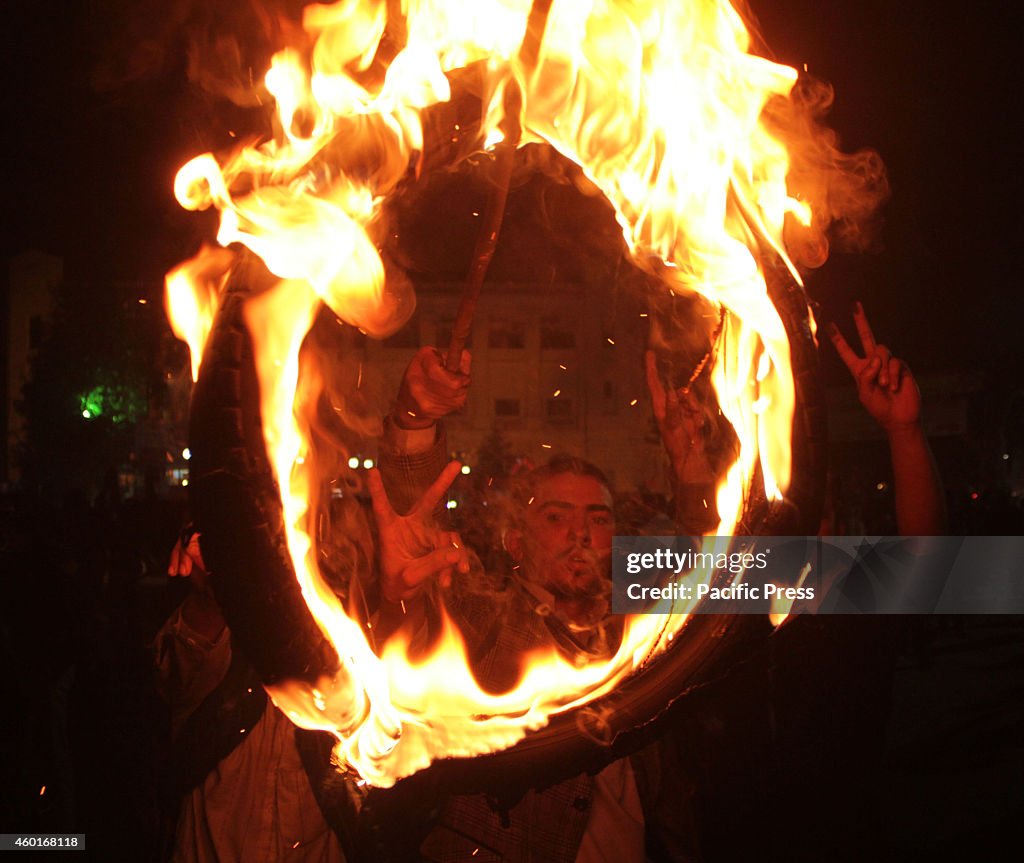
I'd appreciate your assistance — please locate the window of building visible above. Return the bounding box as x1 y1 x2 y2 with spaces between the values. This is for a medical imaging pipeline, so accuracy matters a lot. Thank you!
29 315 43 350
540 322 575 349
602 380 618 415
545 398 574 423
488 320 525 349
494 398 521 417
166 467 190 487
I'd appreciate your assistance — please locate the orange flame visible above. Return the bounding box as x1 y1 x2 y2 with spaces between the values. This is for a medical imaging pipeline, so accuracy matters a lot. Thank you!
164 244 235 381
166 0 881 785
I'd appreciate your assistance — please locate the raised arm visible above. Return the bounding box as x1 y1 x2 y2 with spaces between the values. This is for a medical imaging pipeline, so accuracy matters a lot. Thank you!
645 350 720 533
156 531 232 735
828 302 947 535
166 530 225 640
377 346 471 514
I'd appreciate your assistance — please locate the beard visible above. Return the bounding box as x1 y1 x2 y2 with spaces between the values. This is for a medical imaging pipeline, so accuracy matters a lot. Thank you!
531 546 612 601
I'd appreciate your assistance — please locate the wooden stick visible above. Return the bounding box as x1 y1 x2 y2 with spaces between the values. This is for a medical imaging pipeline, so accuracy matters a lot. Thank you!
444 0 552 371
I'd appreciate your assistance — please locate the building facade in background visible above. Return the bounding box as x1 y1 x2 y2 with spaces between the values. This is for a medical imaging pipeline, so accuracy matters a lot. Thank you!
362 280 669 493
2 251 61 488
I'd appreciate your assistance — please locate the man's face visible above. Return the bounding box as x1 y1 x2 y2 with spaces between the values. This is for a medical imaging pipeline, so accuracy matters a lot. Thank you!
518 472 615 599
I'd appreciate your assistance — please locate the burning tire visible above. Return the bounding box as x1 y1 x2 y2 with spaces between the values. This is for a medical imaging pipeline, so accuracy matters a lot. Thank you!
167 5 872 849
187 246 825 809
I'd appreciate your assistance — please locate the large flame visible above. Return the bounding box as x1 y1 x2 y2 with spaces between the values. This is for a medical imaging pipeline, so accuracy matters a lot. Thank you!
165 0 878 786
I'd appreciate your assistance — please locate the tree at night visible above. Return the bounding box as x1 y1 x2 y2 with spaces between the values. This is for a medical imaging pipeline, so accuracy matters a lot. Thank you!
16 279 165 499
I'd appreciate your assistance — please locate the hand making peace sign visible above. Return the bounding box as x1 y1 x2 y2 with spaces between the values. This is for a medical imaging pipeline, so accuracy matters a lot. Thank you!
644 350 716 484
367 460 471 603
828 301 921 433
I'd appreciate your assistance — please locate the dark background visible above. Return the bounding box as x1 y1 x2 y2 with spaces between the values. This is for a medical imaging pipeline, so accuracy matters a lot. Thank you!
2 1 1021 860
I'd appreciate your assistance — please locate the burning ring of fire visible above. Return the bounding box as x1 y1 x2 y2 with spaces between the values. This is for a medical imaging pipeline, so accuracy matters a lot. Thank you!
166 0 881 799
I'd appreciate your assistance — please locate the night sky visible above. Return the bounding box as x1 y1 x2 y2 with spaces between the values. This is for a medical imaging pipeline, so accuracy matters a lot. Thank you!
4 0 1019 379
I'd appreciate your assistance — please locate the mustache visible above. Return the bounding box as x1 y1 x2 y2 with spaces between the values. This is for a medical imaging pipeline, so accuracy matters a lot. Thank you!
558 545 611 562
552 550 612 599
